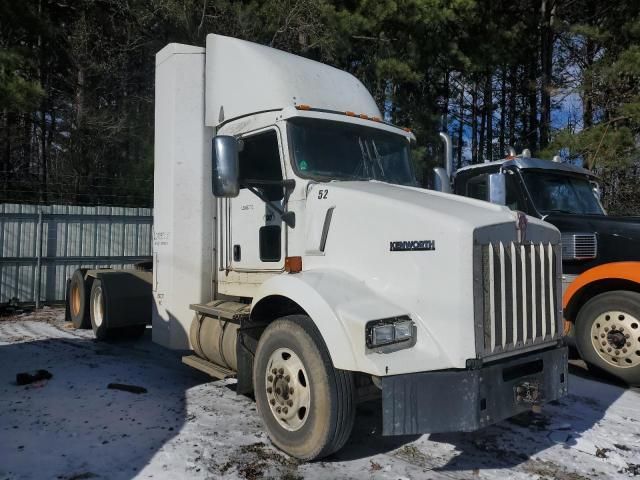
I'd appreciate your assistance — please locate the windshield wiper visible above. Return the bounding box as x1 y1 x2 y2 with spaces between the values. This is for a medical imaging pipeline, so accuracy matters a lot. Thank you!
370 141 386 178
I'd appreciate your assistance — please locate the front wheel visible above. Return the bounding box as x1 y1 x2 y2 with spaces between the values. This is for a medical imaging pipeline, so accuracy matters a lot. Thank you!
253 315 355 460
575 290 640 385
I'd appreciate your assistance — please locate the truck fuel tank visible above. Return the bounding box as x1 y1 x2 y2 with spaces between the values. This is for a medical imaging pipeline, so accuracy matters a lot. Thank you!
189 301 244 372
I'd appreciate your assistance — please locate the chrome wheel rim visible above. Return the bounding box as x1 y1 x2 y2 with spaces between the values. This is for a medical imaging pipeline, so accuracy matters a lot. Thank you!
264 347 310 431
92 286 104 328
591 310 640 368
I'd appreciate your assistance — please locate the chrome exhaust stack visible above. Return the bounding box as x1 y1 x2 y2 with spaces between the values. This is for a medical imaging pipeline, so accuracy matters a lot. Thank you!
439 132 454 179
433 132 453 193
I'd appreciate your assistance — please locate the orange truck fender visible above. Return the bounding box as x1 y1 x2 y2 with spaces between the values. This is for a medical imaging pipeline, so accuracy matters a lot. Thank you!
562 261 640 333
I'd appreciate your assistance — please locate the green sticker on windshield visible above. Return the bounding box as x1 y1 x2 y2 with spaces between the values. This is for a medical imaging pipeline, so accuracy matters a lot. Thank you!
299 160 308 171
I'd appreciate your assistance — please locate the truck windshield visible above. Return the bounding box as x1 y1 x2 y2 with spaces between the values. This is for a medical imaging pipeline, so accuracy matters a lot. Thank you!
521 170 605 215
288 118 417 186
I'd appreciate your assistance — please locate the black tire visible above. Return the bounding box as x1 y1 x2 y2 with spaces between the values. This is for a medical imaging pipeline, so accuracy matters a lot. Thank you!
253 315 355 460
89 278 112 341
64 278 71 323
69 269 93 329
575 290 640 386
89 279 147 342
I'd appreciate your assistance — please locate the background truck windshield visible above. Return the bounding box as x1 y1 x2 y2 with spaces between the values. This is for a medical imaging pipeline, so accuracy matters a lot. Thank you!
288 118 416 186
522 171 605 215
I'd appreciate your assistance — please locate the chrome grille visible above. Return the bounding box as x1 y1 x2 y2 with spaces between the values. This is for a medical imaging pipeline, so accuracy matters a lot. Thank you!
561 233 597 260
478 241 562 357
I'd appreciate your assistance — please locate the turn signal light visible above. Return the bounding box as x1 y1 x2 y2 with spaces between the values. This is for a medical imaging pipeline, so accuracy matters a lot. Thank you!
285 256 302 273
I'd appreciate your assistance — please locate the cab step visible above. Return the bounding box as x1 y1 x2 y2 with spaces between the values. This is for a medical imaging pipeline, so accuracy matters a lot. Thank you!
182 354 235 380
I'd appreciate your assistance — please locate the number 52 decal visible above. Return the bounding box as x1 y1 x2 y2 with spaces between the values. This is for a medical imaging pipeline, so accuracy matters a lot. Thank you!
317 189 328 199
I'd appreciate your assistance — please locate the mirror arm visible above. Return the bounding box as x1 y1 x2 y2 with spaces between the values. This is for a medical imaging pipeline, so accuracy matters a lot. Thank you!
243 180 296 228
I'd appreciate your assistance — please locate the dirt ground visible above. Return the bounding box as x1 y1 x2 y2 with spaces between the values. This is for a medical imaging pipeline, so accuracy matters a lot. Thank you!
1 307 639 480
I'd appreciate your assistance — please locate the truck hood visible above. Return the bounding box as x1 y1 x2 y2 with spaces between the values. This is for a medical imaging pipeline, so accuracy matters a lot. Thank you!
299 180 560 372
545 213 640 272
545 212 640 242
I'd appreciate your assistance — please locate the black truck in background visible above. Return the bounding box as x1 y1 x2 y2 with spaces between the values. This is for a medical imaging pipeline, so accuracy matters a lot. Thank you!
433 134 640 385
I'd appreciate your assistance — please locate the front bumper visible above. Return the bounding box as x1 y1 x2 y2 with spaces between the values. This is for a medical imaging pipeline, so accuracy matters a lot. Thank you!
381 346 568 435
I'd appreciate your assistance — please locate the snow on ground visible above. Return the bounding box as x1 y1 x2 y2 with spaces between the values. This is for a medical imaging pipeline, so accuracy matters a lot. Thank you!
0 308 639 480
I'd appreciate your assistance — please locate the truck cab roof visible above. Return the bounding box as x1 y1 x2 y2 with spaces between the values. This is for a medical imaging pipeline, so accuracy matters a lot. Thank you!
454 157 597 179
201 34 381 128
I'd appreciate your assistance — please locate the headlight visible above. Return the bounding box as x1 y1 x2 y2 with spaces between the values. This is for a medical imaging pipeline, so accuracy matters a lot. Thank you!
366 316 416 351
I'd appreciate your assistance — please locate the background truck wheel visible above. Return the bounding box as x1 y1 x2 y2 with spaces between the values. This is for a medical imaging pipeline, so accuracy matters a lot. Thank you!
89 278 111 340
576 290 640 385
253 315 355 460
89 278 148 341
64 278 71 323
69 269 93 329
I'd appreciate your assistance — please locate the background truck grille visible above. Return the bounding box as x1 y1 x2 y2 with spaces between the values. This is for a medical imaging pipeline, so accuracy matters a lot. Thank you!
561 233 597 260
478 242 562 358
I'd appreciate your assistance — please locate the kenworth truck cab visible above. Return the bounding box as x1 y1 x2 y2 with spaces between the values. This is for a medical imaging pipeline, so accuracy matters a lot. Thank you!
66 35 568 460
434 138 640 385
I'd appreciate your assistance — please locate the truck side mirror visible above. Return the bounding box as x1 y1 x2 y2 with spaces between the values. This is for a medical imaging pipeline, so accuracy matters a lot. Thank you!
212 135 240 197
590 181 602 201
432 167 452 193
488 173 506 205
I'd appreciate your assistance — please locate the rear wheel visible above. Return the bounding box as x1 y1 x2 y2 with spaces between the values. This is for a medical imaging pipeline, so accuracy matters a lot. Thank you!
69 269 93 329
576 290 640 385
253 315 355 460
90 278 111 340
89 279 147 341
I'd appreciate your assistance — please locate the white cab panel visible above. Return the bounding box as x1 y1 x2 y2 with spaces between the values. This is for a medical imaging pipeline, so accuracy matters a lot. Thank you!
153 44 213 350
205 34 381 126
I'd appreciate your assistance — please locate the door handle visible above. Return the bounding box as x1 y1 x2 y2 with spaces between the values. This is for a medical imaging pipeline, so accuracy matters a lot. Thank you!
233 245 241 262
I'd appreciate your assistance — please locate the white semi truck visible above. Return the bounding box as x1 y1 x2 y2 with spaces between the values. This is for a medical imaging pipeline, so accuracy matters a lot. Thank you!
66 34 568 460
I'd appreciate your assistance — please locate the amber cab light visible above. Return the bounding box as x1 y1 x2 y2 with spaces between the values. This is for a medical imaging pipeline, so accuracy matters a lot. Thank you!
285 256 303 273
345 111 356 116
295 104 312 110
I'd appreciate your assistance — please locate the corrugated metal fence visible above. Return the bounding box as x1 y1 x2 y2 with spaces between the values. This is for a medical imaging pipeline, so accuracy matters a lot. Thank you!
0 203 153 304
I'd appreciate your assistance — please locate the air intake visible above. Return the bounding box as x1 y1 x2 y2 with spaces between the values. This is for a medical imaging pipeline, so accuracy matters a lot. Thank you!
561 233 597 260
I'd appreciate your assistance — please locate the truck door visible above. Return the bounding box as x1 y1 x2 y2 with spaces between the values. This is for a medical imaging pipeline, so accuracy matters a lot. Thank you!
227 128 286 272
